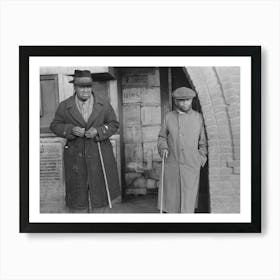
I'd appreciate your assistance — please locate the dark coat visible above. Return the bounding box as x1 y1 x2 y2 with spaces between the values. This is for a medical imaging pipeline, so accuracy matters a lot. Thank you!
50 94 121 209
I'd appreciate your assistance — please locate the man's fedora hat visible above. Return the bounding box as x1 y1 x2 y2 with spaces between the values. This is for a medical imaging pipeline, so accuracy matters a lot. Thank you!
172 87 196 99
69 70 94 86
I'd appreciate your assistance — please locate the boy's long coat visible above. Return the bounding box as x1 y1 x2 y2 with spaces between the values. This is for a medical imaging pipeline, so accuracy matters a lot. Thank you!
158 109 207 213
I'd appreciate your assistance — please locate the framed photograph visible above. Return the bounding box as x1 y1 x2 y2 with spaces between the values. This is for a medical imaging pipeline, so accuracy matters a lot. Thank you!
20 46 261 233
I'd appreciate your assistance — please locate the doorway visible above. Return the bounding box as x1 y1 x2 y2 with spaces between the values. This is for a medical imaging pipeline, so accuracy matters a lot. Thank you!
117 68 162 199
117 67 210 213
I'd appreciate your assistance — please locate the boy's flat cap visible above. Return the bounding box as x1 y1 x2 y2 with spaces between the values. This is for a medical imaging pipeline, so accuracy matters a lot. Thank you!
172 87 196 99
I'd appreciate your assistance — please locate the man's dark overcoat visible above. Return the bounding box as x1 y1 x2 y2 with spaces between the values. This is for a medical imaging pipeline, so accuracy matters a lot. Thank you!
50 94 120 209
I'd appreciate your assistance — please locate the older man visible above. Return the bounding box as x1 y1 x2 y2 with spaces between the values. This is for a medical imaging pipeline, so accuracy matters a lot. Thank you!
158 87 207 213
50 70 120 213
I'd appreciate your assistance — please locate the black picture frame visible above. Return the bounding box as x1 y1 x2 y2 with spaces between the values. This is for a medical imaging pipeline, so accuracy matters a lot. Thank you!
20 46 261 233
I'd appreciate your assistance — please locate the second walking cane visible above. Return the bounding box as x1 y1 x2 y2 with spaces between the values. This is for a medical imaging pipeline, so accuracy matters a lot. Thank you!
160 150 167 214
97 141 112 208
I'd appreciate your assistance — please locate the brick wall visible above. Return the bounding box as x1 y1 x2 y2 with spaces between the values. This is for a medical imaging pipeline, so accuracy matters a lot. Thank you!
187 67 240 213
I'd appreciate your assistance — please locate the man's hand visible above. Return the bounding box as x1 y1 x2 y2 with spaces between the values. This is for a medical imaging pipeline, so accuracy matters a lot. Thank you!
161 149 168 159
72 126 85 137
85 127 98 138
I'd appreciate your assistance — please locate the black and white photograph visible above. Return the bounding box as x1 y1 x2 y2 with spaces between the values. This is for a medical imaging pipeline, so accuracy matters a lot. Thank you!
20 46 260 232
40 66 240 215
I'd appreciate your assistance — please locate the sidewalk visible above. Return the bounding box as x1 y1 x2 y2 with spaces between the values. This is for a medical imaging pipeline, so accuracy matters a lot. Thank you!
99 194 159 213
41 194 159 213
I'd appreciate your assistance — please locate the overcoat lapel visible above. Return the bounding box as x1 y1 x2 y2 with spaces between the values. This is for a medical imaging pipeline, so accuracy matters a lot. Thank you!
65 95 86 127
86 98 104 129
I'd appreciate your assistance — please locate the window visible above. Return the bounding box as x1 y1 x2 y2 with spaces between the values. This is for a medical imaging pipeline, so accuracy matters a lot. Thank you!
40 75 59 133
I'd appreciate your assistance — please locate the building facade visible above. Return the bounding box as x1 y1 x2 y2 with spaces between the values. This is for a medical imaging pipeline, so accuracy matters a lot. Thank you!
40 66 240 213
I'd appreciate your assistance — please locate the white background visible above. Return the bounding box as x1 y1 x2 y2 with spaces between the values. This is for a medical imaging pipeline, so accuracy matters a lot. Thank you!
29 57 251 224
0 0 279 280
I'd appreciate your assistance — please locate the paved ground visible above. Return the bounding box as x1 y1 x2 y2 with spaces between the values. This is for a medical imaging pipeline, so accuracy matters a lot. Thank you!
41 193 209 213
99 194 159 213
41 194 159 213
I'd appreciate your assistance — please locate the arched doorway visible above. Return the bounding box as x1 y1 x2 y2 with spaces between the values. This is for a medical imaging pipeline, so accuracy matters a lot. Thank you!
116 67 211 213
183 66 240 213
117 66 240 213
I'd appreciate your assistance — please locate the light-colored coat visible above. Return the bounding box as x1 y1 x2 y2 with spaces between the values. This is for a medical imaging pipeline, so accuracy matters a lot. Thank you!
158 109 207 213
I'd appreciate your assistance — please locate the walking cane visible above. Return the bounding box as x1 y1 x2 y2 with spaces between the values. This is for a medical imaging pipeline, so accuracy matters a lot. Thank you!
160 150 167 214
97 141 112 208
